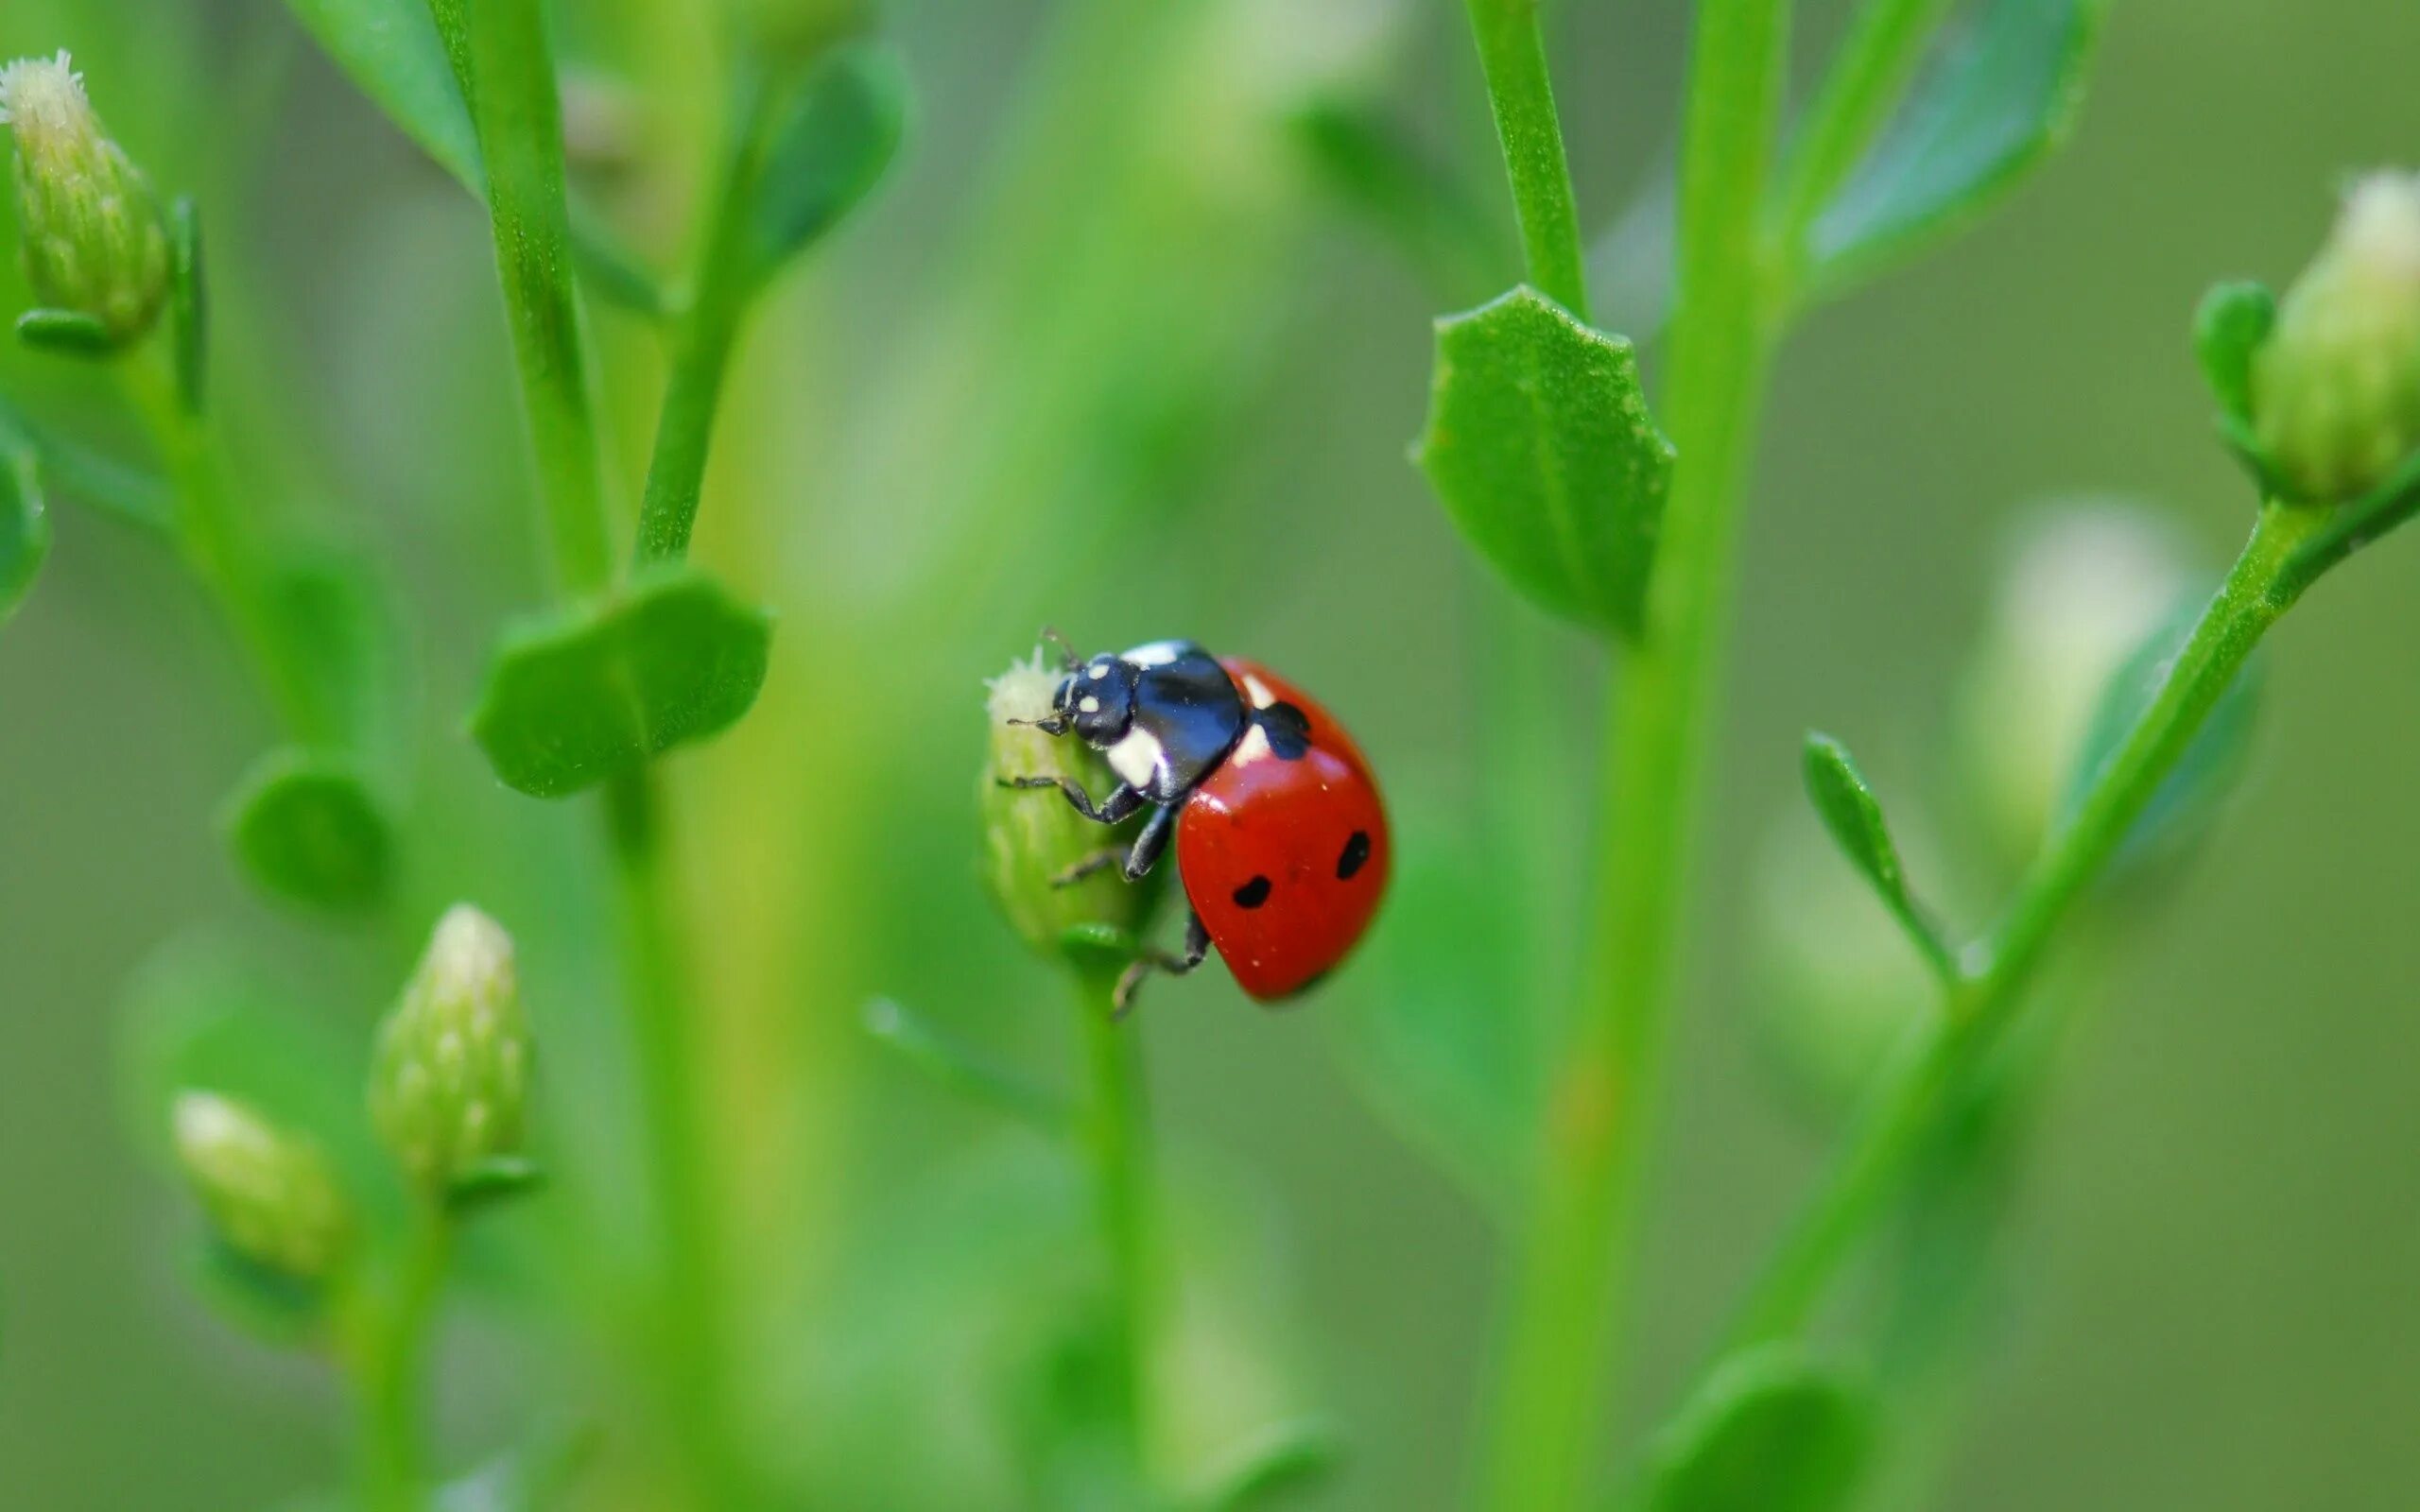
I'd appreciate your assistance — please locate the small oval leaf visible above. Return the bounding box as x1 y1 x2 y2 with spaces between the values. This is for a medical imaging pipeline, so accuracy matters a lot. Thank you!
469 564 773 798
1806 0 2107 294
446 1155 547 1217
0 446 51 623
738 42 910 288
220 748 395 911
15 308 120 357
1644 1346 1876 1512
1415 286 1675 639
1801 732 1949 974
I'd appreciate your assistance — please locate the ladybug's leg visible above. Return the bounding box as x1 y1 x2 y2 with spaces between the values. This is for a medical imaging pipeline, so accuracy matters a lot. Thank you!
1040 626 1083 671
1050 799 1175 887
1112 911 1211 1019
998 775 1143 826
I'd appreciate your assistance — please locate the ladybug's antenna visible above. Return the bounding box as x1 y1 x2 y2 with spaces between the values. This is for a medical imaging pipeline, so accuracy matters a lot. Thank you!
1039 626 1082 672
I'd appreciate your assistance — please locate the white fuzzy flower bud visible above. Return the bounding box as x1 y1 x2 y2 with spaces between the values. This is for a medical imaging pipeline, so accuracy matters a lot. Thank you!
0 53 169 342
172 1092 351 1281
370 904 533 1195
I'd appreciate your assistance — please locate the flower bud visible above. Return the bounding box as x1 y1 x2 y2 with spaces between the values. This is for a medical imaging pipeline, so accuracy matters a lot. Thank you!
0 53 170 343
1953 505 2191 865
980 650 1160 954
2253 173 2420 502
172 1092 351 1281
371 904 533 1195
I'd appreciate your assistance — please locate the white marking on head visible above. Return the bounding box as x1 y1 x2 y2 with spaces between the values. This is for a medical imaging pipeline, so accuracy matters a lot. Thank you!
1239 673 1276 708
1122 640 1185 667
1089 663 1110 679
1078 696 1100 713
1106 728 1165 789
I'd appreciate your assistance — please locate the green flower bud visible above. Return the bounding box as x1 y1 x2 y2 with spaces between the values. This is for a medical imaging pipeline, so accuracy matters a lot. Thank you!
371 904 533 1196
980 649 1160 955
0 53 170 343
2254 173 2420 502
172 1092 351 1281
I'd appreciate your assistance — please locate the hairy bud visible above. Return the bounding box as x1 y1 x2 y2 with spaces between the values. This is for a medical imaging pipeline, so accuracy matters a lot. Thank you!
0 53 170 343
172 1092 351 1281
371 904 533 1195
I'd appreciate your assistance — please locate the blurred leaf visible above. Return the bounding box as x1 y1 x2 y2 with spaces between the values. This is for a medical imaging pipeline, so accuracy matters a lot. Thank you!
1192 1418 1342 1511
281 0 479 183
0 395 172 536
1643 1345 1875 1512
736 42 909 289
1806 0 2107 295
446 1155 547 1218
2056 595 2260 868
2195 281 2273 430
190 1239 328 1347
1415 286 1675 639
15 309 119 357
469 565 772 798
0 445 51 624
1338 817 1538 1215
265 548 403 758
1292 95 1501 302
1801 732 1950 973
862 997 1069 1133
219 747 395 911
171 198 207 413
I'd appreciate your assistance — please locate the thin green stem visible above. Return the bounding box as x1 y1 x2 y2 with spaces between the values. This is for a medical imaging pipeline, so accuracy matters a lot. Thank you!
1477 2 1790 1507
1461 0 1591 316
1772 0 1956 255
347 1212 454 1512
1075 964 1156 1495
1723 500 2327 1349
633 291 744 565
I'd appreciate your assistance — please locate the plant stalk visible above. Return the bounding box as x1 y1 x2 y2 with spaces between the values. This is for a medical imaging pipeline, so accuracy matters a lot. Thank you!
1075 963 1156 1493
1461 0 1591 317
1476 0 1790 1506
1725 500 2325 1349
347 1212 454 1512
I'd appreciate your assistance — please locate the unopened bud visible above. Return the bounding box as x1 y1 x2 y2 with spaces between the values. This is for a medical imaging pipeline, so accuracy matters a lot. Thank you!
172 1092 351 1281
980 649 1160 954
0 53 169 343
371 904 532 1195
2254 173 2420 502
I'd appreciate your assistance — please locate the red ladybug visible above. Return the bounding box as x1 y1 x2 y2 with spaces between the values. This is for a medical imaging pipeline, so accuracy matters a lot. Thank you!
1003 637 1390 1010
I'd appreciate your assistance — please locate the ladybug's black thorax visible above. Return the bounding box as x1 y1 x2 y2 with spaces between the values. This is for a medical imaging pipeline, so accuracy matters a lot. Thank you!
1104 642 1248 802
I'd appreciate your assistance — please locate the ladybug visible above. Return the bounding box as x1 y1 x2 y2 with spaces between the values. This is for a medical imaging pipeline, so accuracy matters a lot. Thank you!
1003 635 1391 1012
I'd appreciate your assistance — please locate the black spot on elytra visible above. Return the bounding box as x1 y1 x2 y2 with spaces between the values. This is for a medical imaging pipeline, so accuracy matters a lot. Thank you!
1338 830 1373 880
1256 701 1311 760
1232 874 1272 909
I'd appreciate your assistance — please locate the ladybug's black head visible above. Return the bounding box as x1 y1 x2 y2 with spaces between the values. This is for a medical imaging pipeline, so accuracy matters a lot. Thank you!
1052 653 1137 747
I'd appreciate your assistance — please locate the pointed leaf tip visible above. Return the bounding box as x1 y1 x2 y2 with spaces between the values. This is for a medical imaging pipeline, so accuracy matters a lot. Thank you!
1800 732 1948 974
1415 285 1674 639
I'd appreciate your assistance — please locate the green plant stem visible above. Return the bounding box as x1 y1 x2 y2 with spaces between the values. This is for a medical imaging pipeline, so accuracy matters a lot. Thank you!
1477 2 1789 1507
1725 499 2326 1349
122 350 327 741
1772 0 1956 248
1074 964 1156 1494
460 2 736 1502
348 1212 454 1512
1461 0 1591 316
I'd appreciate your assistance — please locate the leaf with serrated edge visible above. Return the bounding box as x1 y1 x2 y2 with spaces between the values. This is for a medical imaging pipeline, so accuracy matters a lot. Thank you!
470 565 772 799
1415 286 1674 638
1806 0 2107 295
1645 1345 1875 1512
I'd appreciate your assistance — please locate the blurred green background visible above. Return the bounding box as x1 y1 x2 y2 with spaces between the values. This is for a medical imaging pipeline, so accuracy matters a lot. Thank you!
4 0 2419 1507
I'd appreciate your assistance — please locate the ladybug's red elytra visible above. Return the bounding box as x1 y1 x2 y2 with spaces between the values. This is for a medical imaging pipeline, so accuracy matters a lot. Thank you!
1002 636 1391 1012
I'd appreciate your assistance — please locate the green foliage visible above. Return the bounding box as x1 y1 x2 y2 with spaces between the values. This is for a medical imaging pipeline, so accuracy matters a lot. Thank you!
190 1237 329 1345
1805 0 2107 295
735 43 910 291
2196 281 2274 431
469 565 773 798
15 307 118 356
1643 1346 1875 1512
170 198 205 412
218 748 393 911
445 1154 547 1217
1415 286 1675 639
279 0 478 183
1800 732 1951 975
1192 1419 1341 1511
862 997 1069 1132
0 443 50 622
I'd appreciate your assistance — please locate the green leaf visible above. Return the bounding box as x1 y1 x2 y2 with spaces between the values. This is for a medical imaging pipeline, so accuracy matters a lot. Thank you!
736 42 910 288
2194 280 2273 429
281 0 479 184
1194 1419 1342 1512
1643 1345 1876 1512
1415 286 1676 639
446 1155 547 1218
863 997 1069 1132
2056 595 2260 870
469 564 773 798
15 308 120 357
1801 732 1951 975
219 747 395 911
171 198 208 413
1806 0 2107 294
264 549 402 757
190 1239 329 1347
1290 95 1503 304
0 445 51 623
